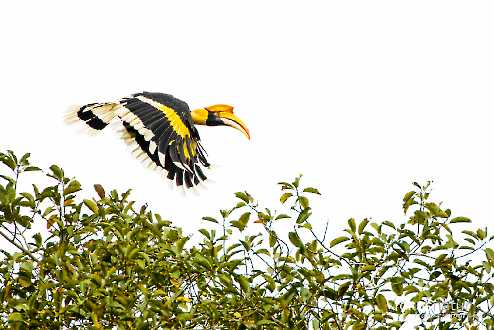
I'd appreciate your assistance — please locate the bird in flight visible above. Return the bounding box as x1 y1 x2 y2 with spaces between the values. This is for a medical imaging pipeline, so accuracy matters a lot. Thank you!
65 92 250 189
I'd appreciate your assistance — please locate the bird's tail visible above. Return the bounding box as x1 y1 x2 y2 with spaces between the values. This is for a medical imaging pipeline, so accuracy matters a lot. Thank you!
65 102 120 131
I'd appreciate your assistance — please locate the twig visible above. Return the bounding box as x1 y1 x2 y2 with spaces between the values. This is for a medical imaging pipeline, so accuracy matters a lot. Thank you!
0 228 39 262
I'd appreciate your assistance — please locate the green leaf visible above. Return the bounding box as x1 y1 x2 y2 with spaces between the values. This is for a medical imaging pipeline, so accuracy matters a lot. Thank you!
8 312 24 323
277 181 293 190
296 208 311 224
24 166 41 172
303 187 321 195
19 153 30 166
382 220 396 230
358 218 369 235
32 233 42 247
49 164 64 180
231 212 250 231
280 192 292 204
360 264 375 272
234 201 246 209
127 247 140 259
202 216 218 224
288 231 304 248
0 174 15 185
347 218 356 233
403 191 415 203
450 216 471 224
330 236 349 248
403 285 419 295
198 229 211 240
14 303 29 312
477 228 487 240
376 294 388 312
255 248 270 256
298 196 309 209
16 216 32 229
20 261 33 273
263 274 276 292
425 202 448 218
403 196 416 213
2 183 16 204
235 191 251 204
462 230 478 240
337 281 351 298
269 231 277 247
20 192 35 207
239 212 250 226
64 180 81 195
292 175 302 188
485 248 494 263
256 211 271 223
83 199 99 214
0 154 16 170
237 275 250 293
391 281 404 296
403 191 417 213
275 214 290 220
194 255 211 269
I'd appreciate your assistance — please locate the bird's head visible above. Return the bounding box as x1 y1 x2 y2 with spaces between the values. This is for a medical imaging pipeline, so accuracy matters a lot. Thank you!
191 104 250 139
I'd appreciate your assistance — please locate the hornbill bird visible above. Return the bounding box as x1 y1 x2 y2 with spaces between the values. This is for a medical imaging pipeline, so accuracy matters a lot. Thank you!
65 92 250 188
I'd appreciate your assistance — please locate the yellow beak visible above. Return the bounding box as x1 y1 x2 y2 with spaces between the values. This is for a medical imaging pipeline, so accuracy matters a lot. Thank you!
217 112 250 140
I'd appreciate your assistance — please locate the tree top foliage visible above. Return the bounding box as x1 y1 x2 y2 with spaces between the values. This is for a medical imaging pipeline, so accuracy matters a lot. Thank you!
0 150 493 329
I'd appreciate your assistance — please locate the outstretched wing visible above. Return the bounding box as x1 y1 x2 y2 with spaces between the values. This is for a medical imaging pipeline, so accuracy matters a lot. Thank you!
117 92 209 188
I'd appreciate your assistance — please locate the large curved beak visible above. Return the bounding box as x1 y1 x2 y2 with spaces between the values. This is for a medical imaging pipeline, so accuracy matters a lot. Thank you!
217 112 250 140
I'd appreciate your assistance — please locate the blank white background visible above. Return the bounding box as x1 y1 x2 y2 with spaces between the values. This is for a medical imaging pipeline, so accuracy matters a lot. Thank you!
1 2 493 325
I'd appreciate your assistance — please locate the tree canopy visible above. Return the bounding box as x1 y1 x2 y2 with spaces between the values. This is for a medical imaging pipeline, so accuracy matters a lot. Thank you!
0 150 493 329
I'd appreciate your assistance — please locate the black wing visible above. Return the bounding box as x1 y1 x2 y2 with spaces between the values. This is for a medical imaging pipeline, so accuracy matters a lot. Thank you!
117 92 209 188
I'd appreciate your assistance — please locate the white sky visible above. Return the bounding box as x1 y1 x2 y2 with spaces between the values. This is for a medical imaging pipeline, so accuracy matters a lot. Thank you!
1 0 493 231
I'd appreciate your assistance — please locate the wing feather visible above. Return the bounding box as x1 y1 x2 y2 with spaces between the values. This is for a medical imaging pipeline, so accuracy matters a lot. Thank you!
115 92 209 188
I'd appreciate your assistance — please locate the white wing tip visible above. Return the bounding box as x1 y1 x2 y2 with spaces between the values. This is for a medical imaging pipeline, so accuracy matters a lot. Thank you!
64 105 81 124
